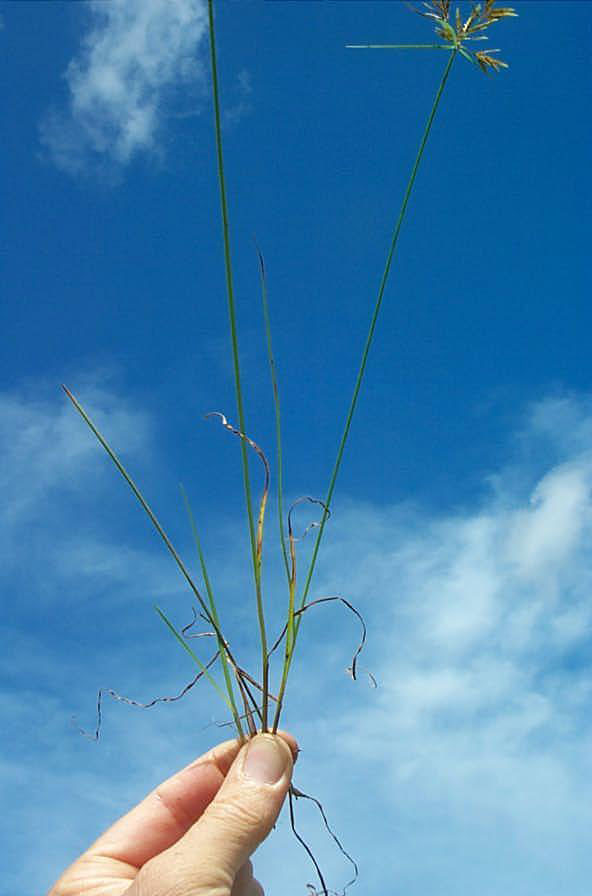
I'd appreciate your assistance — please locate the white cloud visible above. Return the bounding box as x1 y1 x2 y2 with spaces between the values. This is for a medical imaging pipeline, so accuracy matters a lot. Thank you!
508 462 592 579
39 0 208 175
223 68 253 128
0 380 152 544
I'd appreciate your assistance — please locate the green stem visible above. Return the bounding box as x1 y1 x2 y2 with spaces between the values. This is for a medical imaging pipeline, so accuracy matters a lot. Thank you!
155 606 232 710
271 528 297 733
256 246 288 730
272 48 458 732
63 385 248 727
207 0 257 575
254 471 270 730
257 247 290 580
63 387 208 613
346 43 452 50
180 485 245 739
208 0 269 729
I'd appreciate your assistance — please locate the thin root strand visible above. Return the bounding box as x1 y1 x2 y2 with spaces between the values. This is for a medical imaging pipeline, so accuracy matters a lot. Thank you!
76 652 219 741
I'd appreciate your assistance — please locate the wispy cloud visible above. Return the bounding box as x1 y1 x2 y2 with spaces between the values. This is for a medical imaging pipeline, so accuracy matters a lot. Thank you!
39 0 208 176
223 68 253 128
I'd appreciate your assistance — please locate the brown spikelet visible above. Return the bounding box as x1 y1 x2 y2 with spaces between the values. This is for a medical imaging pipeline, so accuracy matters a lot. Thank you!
475 49 510 73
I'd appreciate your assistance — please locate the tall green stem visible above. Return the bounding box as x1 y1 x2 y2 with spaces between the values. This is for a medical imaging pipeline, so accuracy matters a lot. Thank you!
207 0 256 569
208 0 269 725
257 248 290 580
272 48 458 732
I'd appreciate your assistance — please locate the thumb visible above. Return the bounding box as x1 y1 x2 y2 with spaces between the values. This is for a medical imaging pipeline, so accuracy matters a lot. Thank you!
139 733 294 895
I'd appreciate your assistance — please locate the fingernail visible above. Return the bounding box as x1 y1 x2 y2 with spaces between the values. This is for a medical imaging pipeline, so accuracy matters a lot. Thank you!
243 735 289 785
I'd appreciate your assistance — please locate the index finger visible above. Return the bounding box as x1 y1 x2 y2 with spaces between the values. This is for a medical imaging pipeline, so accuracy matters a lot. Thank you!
88 737 243 869
85 732 298 870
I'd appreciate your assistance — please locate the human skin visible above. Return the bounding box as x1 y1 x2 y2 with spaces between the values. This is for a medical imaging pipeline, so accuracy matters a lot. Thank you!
48 732 297 896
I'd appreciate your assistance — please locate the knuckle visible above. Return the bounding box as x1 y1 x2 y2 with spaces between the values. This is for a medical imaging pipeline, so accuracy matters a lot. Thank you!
205 793 267 834
136 853 230 896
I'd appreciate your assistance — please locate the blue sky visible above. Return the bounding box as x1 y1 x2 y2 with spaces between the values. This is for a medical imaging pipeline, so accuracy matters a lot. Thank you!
1 1 591 894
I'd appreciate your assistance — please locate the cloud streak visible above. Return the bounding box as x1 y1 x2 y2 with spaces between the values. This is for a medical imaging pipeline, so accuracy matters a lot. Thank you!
39 0 208 175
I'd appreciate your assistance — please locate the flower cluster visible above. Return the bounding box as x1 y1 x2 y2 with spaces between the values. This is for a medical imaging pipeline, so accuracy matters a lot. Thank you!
417 0 517 72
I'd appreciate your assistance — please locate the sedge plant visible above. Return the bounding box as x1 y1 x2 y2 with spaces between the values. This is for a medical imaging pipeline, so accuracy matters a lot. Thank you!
64 2 517 891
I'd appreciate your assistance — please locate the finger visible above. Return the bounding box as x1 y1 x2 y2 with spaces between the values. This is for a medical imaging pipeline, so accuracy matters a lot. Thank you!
86 731 297 870
87 737 243 868
241 881 264 896
136 733 294 895
230 861 254 895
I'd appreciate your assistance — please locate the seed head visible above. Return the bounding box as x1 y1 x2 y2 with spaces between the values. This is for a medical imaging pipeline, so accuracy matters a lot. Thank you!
414 0 517 72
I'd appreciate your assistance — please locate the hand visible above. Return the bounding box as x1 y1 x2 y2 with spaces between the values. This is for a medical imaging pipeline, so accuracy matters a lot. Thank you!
49 732 297 896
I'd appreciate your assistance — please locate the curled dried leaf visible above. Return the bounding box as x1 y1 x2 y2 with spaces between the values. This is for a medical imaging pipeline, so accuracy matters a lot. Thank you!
268 594 370 683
